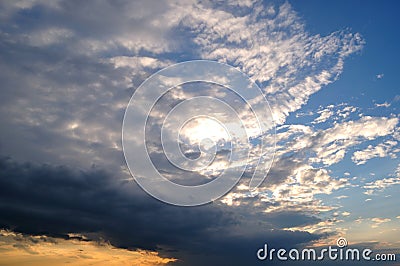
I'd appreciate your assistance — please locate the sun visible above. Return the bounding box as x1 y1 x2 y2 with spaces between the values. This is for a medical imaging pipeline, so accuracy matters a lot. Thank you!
179 116 230 149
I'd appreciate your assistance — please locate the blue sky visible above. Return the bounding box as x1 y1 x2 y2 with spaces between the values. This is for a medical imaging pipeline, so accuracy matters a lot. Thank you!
292 0 400 105
287 0 400 248
0 0 399 265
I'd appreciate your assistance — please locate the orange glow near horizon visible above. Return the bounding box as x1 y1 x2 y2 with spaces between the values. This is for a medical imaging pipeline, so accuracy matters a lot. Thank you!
0 230 177 266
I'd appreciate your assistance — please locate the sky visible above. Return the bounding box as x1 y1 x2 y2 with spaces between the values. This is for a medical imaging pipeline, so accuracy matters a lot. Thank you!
0 0 399 265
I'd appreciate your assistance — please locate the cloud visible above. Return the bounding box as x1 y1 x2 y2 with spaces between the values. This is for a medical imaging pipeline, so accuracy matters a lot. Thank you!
217 113 399 240
1 0 177 55
26 27 74 47
195 2 364 125
370 218 391 228
222 161 349 215
0 0 365 174
312 109 334 124
273 115 397 169
363 163 400 195
109 56 172 70
352 140 398 165
219 114 397 236
375 102 391 108
310 116 398 165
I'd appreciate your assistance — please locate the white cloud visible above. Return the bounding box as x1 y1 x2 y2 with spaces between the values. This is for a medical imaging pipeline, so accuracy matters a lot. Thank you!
272 114 397 184
375 102 391 108
363 164 400 195
313 109 334 124
311 116 398 165
352 140 398 165
220 160 349 215
226 115 398 216
26 27 74 47
171 1 364 125
370 217 391 228
258 166 348 213
318 116 398 144
229 114 400 223
110 56 171 69
336 105 358 119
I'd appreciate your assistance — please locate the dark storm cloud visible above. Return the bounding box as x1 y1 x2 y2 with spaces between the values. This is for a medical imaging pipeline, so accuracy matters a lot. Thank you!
0 157 323 265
